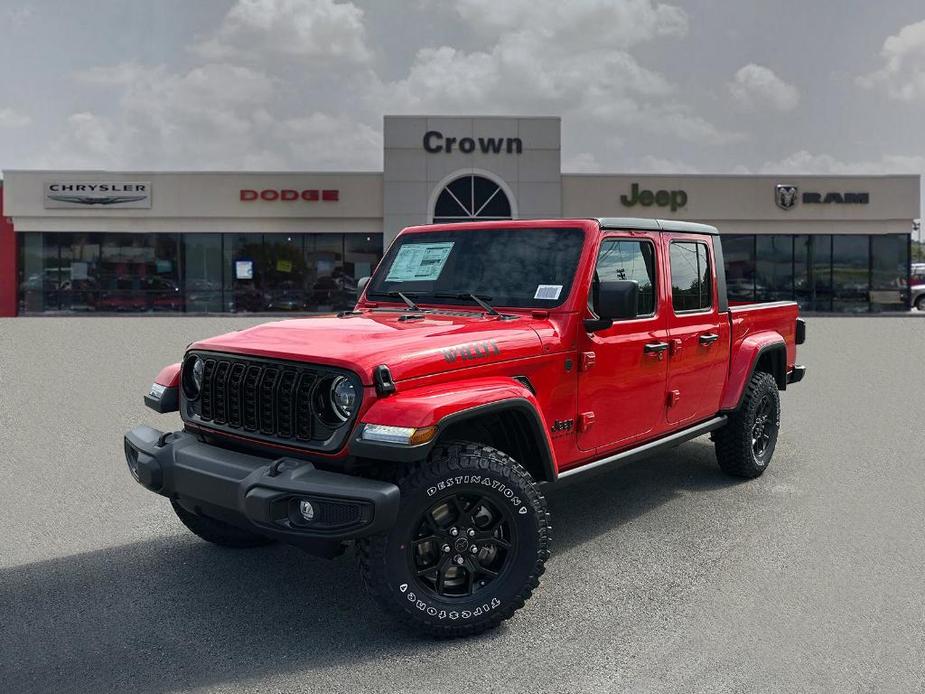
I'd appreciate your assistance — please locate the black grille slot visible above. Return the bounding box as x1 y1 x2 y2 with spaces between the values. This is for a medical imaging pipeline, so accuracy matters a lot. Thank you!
295 373 315 440
259 368 279 435
184 353 358 452
276 370 298 438
200 359 216 420
227 363 246 427
212 361 230 424
243 366 261 430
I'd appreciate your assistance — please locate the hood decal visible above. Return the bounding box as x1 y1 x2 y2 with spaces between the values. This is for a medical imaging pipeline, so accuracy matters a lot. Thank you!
441 340 501 363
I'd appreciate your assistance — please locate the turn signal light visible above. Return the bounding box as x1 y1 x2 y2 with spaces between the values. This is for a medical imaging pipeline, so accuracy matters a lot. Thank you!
360 424 437 445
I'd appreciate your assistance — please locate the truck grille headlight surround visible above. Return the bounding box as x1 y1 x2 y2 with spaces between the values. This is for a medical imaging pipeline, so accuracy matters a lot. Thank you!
330 376 358 420
360 424 437 445
182 355 205 400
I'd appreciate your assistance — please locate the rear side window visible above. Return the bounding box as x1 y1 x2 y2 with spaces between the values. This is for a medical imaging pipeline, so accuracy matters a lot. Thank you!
670 241 712 312
594 239 656 316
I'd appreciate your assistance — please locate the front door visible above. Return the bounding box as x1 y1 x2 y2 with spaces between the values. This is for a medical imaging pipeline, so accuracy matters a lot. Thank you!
664 234 729 424
577 233 670 452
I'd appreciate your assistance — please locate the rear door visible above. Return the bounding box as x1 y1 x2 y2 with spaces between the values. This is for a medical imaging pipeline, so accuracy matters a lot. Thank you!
577 233 669 451
664 235 730 424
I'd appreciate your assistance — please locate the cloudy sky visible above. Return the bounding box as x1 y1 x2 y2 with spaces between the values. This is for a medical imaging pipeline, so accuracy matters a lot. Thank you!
0 0 923 194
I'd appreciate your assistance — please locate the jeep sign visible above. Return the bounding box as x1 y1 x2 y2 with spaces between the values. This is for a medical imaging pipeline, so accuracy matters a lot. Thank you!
620 183 688 212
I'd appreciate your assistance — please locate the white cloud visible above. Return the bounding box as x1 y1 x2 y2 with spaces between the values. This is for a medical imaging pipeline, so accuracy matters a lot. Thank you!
729 64 800 112
375 0 739 148
759 150 925 174
455 0 688 47
194 0 371 65
563 152 604 173
0 107 31 128
636 155 701 173
858 19 925 101
45 61 380 170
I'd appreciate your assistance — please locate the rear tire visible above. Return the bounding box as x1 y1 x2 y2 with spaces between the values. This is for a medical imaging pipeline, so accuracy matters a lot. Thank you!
714 371 780 478
171 499 274 548
916 295 925 311
357 442 551 638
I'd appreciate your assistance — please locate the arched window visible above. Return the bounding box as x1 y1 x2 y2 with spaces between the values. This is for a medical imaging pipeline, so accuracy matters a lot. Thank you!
432 174 512 224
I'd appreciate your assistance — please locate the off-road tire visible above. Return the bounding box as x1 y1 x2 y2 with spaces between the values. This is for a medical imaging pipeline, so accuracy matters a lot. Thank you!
714 370 781 478
357 442 551 638
171 499 274 548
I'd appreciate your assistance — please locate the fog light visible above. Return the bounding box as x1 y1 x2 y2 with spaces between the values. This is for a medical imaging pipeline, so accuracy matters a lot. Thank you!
299 499 315 522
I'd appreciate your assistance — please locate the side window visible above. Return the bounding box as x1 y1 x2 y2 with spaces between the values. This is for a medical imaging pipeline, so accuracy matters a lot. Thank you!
593 239 656 316
670 241 713 312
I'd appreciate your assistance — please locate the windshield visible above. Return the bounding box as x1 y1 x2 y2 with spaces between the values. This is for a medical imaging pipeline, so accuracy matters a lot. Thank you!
367 228 585 309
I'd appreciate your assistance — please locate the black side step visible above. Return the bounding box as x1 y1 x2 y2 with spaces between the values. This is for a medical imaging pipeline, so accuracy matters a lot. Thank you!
555 416 727 481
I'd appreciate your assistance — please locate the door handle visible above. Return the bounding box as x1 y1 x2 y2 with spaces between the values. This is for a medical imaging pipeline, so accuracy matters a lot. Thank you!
643 342 669 354
699 333 719 346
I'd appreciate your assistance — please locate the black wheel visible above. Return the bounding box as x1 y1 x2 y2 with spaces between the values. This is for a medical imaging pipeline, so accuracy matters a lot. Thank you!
357 442 551 637
916 295 925 312
170 499 274 548
714 370 780 478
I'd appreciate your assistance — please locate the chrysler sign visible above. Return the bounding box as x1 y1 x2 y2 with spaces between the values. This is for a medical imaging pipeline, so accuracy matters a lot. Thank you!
44 181 151 209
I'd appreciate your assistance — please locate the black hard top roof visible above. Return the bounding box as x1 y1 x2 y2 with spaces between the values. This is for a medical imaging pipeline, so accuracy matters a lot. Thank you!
596 217 719 235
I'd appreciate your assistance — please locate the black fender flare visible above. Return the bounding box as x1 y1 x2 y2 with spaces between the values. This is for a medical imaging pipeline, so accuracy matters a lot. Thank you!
348 398 558 482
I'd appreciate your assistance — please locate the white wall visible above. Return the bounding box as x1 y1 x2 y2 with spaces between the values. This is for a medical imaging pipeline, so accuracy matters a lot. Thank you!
562 173 920 232
4 170 383 233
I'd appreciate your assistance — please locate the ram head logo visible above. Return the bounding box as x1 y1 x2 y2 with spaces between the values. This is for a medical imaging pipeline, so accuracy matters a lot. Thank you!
775 185 798 210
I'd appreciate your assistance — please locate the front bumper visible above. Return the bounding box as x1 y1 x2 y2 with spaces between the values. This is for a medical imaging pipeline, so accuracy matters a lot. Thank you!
787 364 806 384
124 426 400 553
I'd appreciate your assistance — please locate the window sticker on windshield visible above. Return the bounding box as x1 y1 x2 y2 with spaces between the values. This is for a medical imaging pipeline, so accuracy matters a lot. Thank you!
534 284 562 300
385 242 455 282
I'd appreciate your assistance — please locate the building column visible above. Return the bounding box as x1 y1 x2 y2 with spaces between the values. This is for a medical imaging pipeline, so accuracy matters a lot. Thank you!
0 188 17 317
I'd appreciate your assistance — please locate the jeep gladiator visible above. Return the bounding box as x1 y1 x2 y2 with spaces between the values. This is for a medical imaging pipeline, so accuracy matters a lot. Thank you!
126 217 806 637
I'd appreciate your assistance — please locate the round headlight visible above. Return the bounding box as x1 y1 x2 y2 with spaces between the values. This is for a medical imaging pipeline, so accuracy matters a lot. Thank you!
330 377 357 420
183 355 204 399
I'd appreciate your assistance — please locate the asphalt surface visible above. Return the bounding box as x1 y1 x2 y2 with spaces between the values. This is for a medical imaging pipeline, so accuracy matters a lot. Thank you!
1 316 924 693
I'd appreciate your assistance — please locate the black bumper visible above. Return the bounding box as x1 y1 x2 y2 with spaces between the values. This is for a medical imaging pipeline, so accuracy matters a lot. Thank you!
787 364 806 384
124 426 400 553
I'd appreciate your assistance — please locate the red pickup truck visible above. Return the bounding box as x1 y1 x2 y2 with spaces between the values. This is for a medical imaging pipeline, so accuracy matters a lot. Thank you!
126 217 805 637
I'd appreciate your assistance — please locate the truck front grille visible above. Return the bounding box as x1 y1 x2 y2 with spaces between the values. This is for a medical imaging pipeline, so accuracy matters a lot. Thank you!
183 352 360 452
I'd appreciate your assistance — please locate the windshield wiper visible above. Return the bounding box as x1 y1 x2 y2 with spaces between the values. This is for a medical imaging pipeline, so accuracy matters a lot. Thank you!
367 290 422 311
434 292 500 316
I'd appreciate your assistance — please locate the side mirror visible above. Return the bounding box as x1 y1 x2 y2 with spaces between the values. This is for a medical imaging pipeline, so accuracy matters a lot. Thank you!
584 280 639 332
357 276 370 294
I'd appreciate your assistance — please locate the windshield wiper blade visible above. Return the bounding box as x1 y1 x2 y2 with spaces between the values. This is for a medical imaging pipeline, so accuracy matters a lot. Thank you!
434 292 500 316
367 290 422 311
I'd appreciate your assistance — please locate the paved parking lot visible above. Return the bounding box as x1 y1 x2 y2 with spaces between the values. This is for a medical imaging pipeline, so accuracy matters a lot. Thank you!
1 316 924 693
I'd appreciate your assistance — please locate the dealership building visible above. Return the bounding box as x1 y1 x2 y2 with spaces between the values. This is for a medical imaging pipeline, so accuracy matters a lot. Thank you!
0 115 919 317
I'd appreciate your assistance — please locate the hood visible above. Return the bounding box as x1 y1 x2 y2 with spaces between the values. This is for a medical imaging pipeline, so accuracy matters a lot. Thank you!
191 310 549 384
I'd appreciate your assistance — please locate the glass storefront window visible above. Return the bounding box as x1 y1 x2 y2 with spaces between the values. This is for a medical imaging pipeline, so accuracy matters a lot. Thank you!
184 234 222 312
870 234 908 312
306 235 346 311
832 235 870 313
19 232 47 312
264 235 308 312
756 235 794 301
794 234 832 311
225 233 266 312
721 234 756 302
